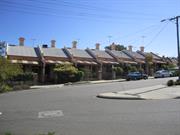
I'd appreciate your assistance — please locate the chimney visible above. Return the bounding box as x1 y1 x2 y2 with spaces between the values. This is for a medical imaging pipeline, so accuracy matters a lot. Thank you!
95 43 100 50
111 42 116 50
19 37 25 46
51 40 56 48
128 45 132 51
42 44 48 48
140 46 144 52
72 41 77 49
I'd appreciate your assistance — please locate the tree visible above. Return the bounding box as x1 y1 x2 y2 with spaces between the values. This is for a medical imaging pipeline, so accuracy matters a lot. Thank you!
124 64 137 73
162 63 176 70
130 66 138 72
112 66 124 79
138 67 144 73
0 57 22 92
105 44 126 51
112 66 123 75
145 53 153 75
145 53 153 64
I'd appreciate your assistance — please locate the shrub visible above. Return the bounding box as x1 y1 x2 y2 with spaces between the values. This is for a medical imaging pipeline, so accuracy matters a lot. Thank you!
12 72 37 82
37 132 55 135
54 63 84 83
4 133 12 135
0 57 23 93
13 84 30 91
79 68 93 80
166 79 180 86
113 67 123 75
3 132 55 135
75 71 84 81
167 80 174 86
0 84 12 93
174 79 180 85
130 66 137 72
138 68 144 73
0 57 22 82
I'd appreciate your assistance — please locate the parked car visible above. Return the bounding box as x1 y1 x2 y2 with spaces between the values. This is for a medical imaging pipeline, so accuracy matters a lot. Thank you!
126 72 148 81
169 70 178 77
154 70 173 78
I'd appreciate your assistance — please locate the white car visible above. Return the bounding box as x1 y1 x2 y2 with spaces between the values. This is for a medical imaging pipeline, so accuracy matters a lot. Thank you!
154 70 173 78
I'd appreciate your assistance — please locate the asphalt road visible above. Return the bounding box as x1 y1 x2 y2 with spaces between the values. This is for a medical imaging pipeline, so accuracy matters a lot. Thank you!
0 77 180 135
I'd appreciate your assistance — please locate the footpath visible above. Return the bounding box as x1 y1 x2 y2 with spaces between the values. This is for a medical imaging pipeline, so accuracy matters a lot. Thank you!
31 77 155 89
97 85 180 100
30 78 126 89
30 77 180 100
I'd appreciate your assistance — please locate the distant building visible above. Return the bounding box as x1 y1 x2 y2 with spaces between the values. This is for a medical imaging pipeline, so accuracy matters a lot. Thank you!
137 46 166 74
122 45 146 71
5 37 168 83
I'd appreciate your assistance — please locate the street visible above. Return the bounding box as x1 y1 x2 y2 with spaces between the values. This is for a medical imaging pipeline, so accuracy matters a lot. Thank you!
0 77 180 135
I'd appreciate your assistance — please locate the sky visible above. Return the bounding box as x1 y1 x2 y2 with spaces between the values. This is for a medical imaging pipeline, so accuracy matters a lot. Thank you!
0 0 180 57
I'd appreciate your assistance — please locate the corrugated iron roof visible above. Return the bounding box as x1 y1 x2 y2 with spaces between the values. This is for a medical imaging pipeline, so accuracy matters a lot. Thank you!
150 52 162 60
7 45 39 57
41 48 68 58
68 48 93 58
91 49 114 59
123 50 145 59
111 50 133 59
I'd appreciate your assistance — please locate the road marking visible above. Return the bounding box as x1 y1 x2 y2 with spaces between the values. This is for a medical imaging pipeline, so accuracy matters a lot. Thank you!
0 112 2 116
38 110 64 118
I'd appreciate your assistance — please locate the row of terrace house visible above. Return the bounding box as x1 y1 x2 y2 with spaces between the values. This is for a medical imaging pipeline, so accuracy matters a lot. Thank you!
5 37 167 83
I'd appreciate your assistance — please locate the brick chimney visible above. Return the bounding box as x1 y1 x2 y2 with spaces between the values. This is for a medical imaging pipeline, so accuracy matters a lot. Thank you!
51 40 56 48
111 42 116 50
140 46 144 52
19 37 25 46
95 43 100 50
128 45 132 51
72 41 77 49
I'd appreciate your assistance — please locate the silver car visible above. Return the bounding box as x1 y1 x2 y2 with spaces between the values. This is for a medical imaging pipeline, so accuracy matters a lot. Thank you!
154 70 172 78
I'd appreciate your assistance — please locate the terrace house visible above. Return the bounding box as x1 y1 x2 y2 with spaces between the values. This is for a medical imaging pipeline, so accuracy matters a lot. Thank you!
6 37 41 81
64 41 98 80
137 46 166 74
122 45 146 71
87 43 119 80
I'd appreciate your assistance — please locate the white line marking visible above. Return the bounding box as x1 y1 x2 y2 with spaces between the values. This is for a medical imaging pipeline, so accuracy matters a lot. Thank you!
0 112 2 115
38 110 64 118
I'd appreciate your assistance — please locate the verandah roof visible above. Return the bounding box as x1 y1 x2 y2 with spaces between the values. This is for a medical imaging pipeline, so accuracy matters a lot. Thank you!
10 60 39 65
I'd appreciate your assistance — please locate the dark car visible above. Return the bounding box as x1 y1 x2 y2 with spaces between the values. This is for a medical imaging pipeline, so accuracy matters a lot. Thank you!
126 72 148 81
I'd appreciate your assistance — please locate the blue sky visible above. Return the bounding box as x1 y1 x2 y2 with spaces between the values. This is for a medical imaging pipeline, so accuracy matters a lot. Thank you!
0 0 180 57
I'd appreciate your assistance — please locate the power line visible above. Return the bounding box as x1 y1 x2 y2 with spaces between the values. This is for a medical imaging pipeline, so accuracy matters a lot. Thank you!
144 22 169 48
27 0 158 17
0 7 158 24
0 0 159 21
113 23 162 41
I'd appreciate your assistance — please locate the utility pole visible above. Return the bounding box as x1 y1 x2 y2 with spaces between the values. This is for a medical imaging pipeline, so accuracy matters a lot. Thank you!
161 16 180 80
176 16 180 80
